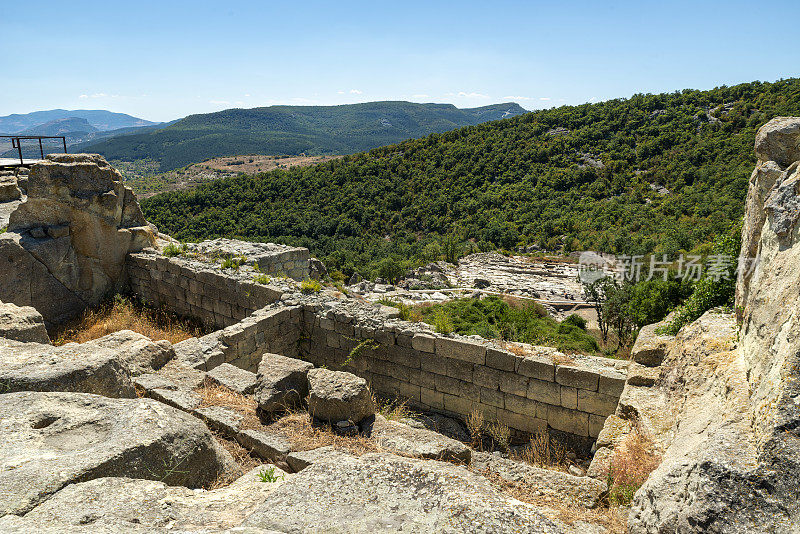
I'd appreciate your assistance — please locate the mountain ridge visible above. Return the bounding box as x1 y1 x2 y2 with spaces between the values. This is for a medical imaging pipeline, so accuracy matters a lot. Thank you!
76 101 528 170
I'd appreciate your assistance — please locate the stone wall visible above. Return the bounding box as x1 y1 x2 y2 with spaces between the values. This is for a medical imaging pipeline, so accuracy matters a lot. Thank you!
125 249 625 443
298 303 625 441
174 305 303 373
187 238 310 280
127 252 282 330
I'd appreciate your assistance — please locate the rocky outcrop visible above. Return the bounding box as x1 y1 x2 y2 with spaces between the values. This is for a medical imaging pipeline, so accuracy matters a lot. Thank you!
307 368 376 424
0 154 156 325
0 392 239 516
0 301 50 344
0 174 22 202
367 414 471 463
242 452 562 533
619 117 800 533
88 330 174 376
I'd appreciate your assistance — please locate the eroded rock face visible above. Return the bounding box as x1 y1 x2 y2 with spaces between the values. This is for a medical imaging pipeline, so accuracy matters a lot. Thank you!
367 414 471 463
0 392 239 516
88 330 174 376
0 301 50 344
623 117 800 533
0 154 156 325
243 452 562 533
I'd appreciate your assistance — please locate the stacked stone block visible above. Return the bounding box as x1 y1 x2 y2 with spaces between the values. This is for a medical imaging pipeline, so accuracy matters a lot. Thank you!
299 307 626 440
127 253 282 330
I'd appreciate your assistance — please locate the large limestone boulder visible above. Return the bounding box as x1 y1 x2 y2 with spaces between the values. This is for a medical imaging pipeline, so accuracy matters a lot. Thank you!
242 452 562 533
254 353 313 418
307 368 376 424
0 392 239 516
0 301 50 343
0 467 287 532
0 154 156 325
0 338 135 397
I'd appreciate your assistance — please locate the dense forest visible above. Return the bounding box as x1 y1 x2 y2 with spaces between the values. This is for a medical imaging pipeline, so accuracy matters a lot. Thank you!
79 101 527 170
141 79 800 279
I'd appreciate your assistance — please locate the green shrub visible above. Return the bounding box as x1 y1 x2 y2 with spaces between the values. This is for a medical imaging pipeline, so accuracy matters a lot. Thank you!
562 314 587 330
163 243 186 257
418 296 599 354
300 279 322 293
253 274 271 285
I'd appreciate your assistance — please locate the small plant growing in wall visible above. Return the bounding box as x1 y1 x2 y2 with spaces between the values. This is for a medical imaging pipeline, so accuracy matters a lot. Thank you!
220 254 243 270
343 338 379 367
163 242 187 257
300 279 322 293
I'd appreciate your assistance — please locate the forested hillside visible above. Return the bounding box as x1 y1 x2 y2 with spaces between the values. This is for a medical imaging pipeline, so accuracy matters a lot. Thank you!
141 79 800 278
80 101 526 170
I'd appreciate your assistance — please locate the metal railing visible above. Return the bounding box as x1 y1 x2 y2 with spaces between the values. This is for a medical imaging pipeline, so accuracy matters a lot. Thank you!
0 135 67 166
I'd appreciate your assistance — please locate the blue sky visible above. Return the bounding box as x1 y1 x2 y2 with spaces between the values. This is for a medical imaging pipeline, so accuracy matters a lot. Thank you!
2 0 799 122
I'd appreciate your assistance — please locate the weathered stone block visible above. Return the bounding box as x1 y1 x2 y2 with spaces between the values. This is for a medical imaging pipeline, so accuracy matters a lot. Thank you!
560 386 578 409
480 387 504 408
435 337 486 365
486 347 517 372
547 405 589 436
473 366 501 389
526 378 561 405
499 371 529 397
517 354 556 381
411 333 436 353
577 389 619 416
446 358 473 382
555 365 599 391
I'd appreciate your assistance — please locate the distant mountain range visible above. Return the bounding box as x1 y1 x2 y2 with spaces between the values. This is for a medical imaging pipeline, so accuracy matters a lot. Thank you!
0 109 160 134
76 101 528 170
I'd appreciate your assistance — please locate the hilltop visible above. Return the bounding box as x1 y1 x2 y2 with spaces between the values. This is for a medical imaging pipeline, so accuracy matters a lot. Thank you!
77 101 528 170
140 79 800 278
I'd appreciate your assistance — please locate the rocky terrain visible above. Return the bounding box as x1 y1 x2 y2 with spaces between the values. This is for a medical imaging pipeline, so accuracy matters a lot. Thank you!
0 118 798 533
348 253 590 320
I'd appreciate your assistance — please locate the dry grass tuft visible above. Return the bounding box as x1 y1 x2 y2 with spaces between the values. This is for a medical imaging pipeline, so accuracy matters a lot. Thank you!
53 295 202 345
481 469 627 533
606 428 661 506
466 409 485 450
196 378 262 430
374 394 416 422
267 409 382 456
513 427 567 470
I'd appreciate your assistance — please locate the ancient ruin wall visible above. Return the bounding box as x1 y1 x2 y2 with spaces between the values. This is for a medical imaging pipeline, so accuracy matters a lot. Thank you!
126 252 625 441
299 307 625 440
127 252 282 329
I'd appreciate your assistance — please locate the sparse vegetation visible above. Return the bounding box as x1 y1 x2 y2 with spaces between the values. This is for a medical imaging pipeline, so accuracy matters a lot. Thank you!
300 279 322 293
606 429 661 506
52 295 203 345
253 273 271 285
163 242 187 257
257 466 284 483
419 296 599 354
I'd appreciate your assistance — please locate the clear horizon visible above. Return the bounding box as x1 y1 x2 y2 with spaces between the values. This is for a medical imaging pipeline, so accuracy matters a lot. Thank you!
3 0 799 122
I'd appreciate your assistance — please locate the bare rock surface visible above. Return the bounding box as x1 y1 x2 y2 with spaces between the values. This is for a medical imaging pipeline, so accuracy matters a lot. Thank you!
88 330 174 375
0 300 50 343
207 362 258 395
0 338 135 397
307 368 375 423
286 445 354 472
471 451 607 509
367 414 471 463
254 353 313 417
0 175 22 202
243 452 563 533
0 392 239 516
0 466 288 533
